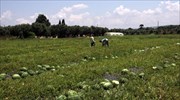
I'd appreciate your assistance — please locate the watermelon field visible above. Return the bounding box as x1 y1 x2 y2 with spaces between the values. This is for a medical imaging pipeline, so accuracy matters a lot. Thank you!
0 35 180 99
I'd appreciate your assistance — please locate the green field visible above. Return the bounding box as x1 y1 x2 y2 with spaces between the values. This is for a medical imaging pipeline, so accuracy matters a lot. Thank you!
0 35 180 99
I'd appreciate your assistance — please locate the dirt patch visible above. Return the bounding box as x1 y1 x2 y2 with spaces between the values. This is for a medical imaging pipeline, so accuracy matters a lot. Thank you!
103 73 119 80
129 66 144 73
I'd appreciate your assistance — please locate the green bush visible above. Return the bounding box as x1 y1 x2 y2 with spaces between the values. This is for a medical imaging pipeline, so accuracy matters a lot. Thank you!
26 32 35 38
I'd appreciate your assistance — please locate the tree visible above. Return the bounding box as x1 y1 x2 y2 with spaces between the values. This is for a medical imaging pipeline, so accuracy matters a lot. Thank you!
0 26 10 36
62 19 66 25
58 19 61 25
72 25 81 37
81 26 92 36
19 24 31 38
58 25 67 38
10 25 21 37
32 23 49 37
26 32 35 38
101 27 108 36
7 24 31 38
50 25 59 37
177 29 180 34
35 14 51 26
139 24 144 29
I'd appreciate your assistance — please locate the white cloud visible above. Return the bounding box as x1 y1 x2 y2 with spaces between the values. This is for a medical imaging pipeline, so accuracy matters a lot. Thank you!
1 1 179 28
16 18 31 24
113 5 130 15
62 4 88 13
30 13 40 20
15 13 50 25
94 1 179 28
73 3 88 9
143 9 154 14
69 12 89 22
105 11 112 17
51 11 67 19
50 3 89 25
30 13 49 20
50 1 178 28
162 1 179 11
143 8 162 14
51 3 88 20
0 10 12 21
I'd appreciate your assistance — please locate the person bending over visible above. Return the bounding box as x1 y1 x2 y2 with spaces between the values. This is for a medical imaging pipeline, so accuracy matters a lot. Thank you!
100 38 109 47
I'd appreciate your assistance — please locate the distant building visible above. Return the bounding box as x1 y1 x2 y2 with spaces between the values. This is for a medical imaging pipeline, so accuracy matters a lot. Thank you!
105 32 124 36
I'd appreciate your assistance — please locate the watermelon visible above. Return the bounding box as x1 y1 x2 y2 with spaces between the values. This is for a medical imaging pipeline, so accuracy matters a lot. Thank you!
121 68 129 74
20 67 28 71
56 95 67 100
21 72 29 78
112 80 119 86
139 72 145 78
119 77 128 83
0 73 6 80
12 74 21 79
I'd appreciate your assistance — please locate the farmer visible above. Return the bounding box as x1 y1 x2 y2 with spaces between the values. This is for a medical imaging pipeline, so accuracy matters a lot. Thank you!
100 38 109 47
90 34 95 47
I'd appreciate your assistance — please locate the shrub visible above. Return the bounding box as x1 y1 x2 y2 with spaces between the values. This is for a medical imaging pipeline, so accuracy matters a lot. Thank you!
25 32 35 38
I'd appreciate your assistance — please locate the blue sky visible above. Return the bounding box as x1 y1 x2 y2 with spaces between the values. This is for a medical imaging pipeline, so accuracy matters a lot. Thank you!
0 0 179 28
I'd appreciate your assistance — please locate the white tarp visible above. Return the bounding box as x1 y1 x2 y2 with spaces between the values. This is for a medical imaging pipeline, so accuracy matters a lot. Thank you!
105 32 124 36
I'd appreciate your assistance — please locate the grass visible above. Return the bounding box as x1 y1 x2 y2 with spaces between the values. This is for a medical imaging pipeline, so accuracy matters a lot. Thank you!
0 35 180 99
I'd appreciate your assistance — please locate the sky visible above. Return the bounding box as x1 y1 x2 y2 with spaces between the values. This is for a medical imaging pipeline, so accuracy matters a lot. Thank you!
0 0 179 29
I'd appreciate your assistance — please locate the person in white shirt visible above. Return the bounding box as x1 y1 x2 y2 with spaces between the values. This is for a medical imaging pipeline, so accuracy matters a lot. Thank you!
90 34 95 47
100 38 109 47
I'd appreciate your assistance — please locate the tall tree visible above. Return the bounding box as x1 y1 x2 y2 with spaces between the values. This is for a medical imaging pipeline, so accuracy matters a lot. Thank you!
58 19 61 25
62 19 66 25
35 14 51 26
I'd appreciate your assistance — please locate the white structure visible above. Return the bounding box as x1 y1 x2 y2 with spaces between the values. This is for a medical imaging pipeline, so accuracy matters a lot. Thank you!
105 32 124 36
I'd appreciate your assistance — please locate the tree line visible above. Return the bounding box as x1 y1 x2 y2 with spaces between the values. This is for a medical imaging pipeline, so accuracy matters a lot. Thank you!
0 14 108 38
110 25 180 35
0 14 179 38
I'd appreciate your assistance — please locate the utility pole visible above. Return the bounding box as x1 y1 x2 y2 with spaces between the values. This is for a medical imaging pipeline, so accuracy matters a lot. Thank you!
156 21 159 34
179 0 180 25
